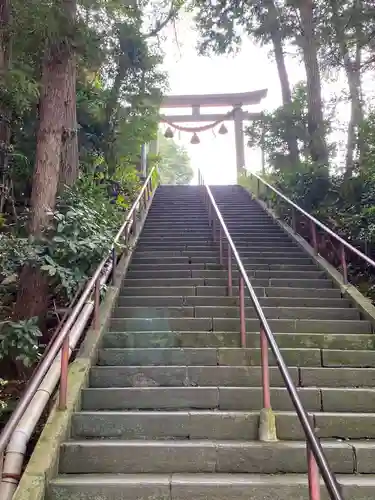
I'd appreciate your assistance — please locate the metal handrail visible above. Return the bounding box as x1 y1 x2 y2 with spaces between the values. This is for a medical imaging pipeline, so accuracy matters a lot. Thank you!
248 171 375 280
0 166 158 456
198 171 343 500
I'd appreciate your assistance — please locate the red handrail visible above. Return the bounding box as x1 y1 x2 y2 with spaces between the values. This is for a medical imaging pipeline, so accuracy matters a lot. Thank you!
0 166 158 455
248 170 375 283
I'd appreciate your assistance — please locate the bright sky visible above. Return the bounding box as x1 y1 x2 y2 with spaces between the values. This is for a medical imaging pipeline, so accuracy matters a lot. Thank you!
159 15 307 184
159 14 372 185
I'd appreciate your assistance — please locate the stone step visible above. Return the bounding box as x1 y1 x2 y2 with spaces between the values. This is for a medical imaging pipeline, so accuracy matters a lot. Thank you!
119 286 341 299
89 365 375 389
112 305 358 321
128 263 224 271
117 295 351 309
133 250 306 259
131 256 221 264
138 236 214 242
135 243 300 252
71 410 375 441
129 262 316 272
97 347 375 368
133 251 219 258
58 439 363 474
140 227 285 235
126 269 325 281
123 277 334 289
89 365 300 388
48 473 374 500
81 385 375 412
108 317 369 334
101 331 374 350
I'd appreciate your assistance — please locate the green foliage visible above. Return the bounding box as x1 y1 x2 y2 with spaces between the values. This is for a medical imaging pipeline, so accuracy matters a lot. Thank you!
0 378 7 415
0 318 42 368
157 133 193 185
1 177 130 300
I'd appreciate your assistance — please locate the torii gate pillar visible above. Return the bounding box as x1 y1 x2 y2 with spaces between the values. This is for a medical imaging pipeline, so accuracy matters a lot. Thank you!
160 89 267 181
233 106 245 176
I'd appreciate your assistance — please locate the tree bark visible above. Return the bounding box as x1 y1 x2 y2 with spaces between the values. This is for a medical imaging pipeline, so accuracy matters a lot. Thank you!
59 53 79 188
0 0 11 212
265 0 300 166
330 0 364 175
344 47 363 175
14 0 77 324
59 0 78 188
13 41 70 322
298 0 329 167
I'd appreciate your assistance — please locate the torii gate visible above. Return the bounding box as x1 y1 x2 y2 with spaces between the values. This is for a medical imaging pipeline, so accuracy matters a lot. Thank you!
157 89 268 180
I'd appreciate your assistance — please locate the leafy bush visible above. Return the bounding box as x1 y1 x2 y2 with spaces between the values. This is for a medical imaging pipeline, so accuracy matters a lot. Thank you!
42 180 125 298
0 378 7 415
0 174 133 303
0 317 42 368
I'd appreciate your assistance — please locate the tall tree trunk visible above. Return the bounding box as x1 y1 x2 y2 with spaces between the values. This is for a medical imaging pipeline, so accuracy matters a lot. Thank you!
330 0 364 175
59 0 78 188
0 0 11 212
13 41 70 322
343 48 363 175
265 0 299 166
298 0 329 167
59 51 78 188
14 0 77 325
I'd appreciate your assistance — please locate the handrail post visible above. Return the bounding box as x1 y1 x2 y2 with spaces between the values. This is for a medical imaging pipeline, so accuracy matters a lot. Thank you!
94 277 100 330
239 276 246 347
219 227 223 266
310 219 318 253
227 245 232 296
258 325 277 443
307 442 321 500
132 210 137 235
58 334 69 411
260 326 271 410
292 208 297 232
340 244 348 284
112 247 116 285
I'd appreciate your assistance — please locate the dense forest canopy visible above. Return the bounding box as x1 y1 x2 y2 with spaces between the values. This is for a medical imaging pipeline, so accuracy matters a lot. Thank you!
0 0 184 380
193 0 375 246
1 0 375 383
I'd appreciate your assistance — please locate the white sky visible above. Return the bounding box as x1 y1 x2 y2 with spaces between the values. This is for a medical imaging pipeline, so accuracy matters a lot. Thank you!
159 14 373 184
159 16 290 184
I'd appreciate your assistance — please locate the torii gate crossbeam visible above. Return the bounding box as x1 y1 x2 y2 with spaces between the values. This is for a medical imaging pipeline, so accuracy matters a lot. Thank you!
159 89 268 180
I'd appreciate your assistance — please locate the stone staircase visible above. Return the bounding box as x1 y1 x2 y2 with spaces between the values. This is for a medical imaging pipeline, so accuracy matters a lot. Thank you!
48 185 375 499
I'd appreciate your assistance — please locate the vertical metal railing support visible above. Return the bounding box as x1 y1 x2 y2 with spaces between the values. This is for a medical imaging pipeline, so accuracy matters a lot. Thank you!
227 245 232 297
292 207 297 232
260 327 271 410
112 247 116 285
239 276 246 347
58 334 70 411
94 277 100 330
219 227 223 266
132 210 137 235
340 244 348 284
307 442 321 500
310 219 318 253
212 216 216 241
